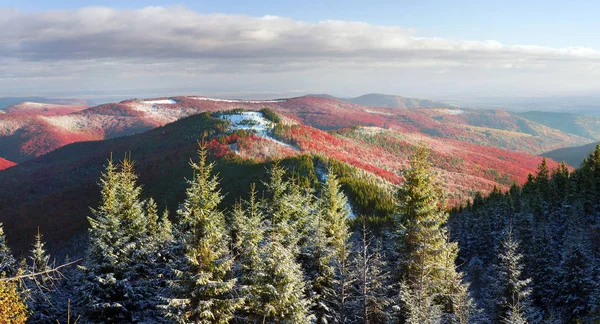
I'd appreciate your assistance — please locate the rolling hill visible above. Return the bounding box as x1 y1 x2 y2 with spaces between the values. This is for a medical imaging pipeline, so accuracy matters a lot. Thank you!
0 95 595 165
542 141 600 167
0 97 88 110
4 102 89 116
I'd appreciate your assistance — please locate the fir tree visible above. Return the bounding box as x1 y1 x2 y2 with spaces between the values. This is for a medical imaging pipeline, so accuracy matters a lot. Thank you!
146 197 160 236
487 227 533 323
29 228 51 277
349 219 391 324
241 163 311 323
394 146 468 321
311 169 352 323
167 140 239 323
25 229 54 322
82 156 158 322
0 223 16 276
556 231 594 323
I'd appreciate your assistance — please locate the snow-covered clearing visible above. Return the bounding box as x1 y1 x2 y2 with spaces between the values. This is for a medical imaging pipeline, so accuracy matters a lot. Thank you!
191 97 286 103
218 111 298 151
144 99 176 105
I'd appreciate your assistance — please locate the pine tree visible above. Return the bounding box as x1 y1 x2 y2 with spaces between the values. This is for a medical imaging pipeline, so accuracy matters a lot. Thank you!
146 197 160 236
311 169 352 323
29 228 51 277
82 156 157 322
399 281 443 324
167 140 239 323
487 227 533 323
231 185 266 322
240 163 310 323
394 146 468 321
0 223 16 276
25 229 55 323
556 231 594 322
349 220 391 324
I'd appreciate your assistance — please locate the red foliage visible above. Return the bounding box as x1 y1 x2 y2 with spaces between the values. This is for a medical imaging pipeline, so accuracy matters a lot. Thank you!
0 158 16 170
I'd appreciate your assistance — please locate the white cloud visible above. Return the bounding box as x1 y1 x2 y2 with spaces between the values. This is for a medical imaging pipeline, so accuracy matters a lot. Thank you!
0 6 599 97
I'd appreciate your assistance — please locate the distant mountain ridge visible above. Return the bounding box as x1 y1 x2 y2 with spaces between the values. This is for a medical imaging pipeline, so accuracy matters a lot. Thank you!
0 97 88 110
542 141 600 167
312 93 453 109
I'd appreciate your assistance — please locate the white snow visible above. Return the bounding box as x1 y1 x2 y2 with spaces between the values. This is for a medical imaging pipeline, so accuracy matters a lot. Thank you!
144 99 176 105
217 111 299 151
40 115 89 132
191 97 286 103
365 109 393 116
439 109 465 115
220 111 272 134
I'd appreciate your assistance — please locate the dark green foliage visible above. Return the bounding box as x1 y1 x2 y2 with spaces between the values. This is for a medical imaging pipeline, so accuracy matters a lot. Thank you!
450 144 600 323
259 108 281 123
323 157 395 226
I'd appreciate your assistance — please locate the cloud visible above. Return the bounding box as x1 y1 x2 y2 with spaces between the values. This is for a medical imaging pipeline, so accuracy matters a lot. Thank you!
0 6 599 97
1 6 598 65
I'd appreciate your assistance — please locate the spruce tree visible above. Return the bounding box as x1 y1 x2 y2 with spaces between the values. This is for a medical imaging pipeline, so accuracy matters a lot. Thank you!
487 227 533 324
394 146 468 321
0 223 16 276
556 231 594 322
82 156 157 322
25 229 54 322
311 169 352 323
167 140 239 323
29 229 51 277
242 163 310 323
349 220 391 324
146 197 160 236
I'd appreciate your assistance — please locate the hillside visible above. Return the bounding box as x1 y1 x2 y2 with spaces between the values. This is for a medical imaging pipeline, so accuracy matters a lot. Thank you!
0 109 560 254
0 94 593 165
542 141 600 167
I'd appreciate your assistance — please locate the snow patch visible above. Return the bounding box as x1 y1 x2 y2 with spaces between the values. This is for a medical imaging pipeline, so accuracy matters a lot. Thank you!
144 99 176 105
217 111 298 151
365 109 393 116
191 97 287 104
439 109 465 115
40 115 88 132
129 100 189 123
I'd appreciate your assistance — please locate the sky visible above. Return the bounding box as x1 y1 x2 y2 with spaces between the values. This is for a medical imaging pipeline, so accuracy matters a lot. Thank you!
1 0 599 101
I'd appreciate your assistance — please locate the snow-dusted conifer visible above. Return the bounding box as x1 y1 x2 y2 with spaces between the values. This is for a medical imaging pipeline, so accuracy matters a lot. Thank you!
311 169 352 323
0 223 16 276
81 156 157 322
487 227 533 323
166 140 239 323
394 146 468 321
